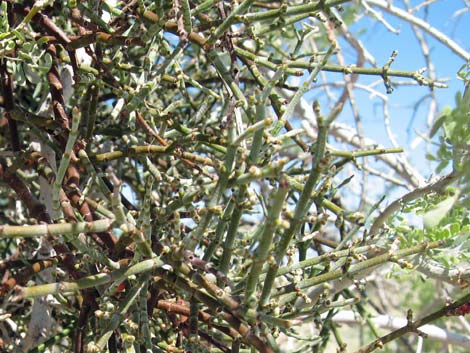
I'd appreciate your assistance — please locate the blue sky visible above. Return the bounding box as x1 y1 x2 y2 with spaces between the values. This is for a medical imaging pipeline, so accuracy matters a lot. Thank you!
333 0 469 176
359 0 468 104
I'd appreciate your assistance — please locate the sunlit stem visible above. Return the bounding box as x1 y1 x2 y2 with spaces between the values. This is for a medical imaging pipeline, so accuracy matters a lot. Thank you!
330 147 403 158
192 0 217 14
230 158 288 186
259 244 374 280
20 256 163 298
276 241 443 305
91 145 167 163
233 117 272 146
0 218 113 239
182 73 220 99
241 0 349 22
219 98 260 273
84 197 116 219
107 167 127 225
248 68 285 165
16 0 53 31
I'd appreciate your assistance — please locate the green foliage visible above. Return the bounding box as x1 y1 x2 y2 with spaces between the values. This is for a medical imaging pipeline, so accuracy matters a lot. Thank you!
429 81 470 204
381 78 470 352
410 82 469 250
414 78 470 262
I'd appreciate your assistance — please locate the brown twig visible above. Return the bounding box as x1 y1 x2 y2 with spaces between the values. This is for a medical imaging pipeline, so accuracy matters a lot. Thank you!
355 292 470 353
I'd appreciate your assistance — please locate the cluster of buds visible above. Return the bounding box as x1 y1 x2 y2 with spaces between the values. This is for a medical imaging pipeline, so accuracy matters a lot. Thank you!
447 302 470 316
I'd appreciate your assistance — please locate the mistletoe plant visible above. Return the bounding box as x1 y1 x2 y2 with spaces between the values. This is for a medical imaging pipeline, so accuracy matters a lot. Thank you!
0 1 469 353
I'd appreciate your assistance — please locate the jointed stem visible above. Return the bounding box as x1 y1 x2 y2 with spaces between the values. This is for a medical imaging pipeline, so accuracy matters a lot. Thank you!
0 219 113 239
260 102 331 307
52 107 81 213
20 257 163 298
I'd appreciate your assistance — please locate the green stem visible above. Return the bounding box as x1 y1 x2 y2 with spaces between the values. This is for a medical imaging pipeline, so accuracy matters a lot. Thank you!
330 147 403 158
260 102 331 307
181 0 192 34
233 117 272 146
90 145 167 163
203 198 236 262
63 230 120 270
20 256 162 298
285 177 365 225
217 99 259 272
0 218 113 239
52 107 81 213
208 0 255 45
276 241 443 305
235 46 304 76
192 0 217 14
134 175 154 262
259 244 374 280
271 46 335 136
139 273 152 352
78 149 112 199
241 0 350 22
84 83 100 140
209 52 247 108
84 197 115 219
229 158 288 187
245 178 288 307
256 13 314 35
94 275 148 350
182 73 220 99
218 192 246 275
248 102 267 165
235 46 445 88
183 111 237 251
